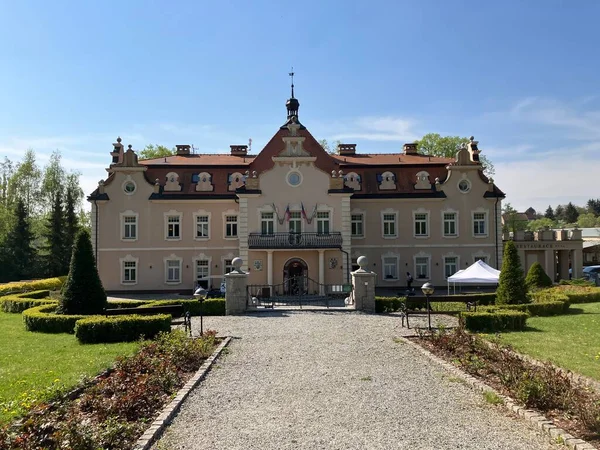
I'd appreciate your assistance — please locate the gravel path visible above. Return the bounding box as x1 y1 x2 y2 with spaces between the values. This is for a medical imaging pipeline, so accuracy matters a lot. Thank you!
156 311 555 450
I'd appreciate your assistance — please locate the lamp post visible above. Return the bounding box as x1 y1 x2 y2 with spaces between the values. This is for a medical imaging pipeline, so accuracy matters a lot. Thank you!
193 287 208 336
421 282 435 331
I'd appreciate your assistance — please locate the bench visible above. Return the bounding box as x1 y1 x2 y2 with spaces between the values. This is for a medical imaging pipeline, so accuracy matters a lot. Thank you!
104 304 192 335
400 296 477 328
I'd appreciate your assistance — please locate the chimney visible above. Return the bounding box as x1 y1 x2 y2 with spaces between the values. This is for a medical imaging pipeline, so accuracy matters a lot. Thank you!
230 145 248 156
176 145 191 156
403 143 418 155
337 143 356 156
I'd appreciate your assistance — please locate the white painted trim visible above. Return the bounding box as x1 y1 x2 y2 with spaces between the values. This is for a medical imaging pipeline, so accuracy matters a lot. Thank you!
221 252 236 277
412 208 430 239
471 250 491 264
120 210 139 242
441 208 459 239
164 210 182 241
119 254 139 286
413 251 431 281
442 252 461 279
381 208 399 239
315 204 334 233
99 246 239 252
222 209 239 240
163 254 183 285
285 169 303 188
122 176 137 196
350 208 366 239
472 208 490 239
193 209 211 240
192 253 213 289
257 204 278 234
381 251 400 281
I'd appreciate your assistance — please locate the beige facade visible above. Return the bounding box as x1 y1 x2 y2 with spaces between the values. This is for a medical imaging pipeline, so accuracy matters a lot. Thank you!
89 95 505 293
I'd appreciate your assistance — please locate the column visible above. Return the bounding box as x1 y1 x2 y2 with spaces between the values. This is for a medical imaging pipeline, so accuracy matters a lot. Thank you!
267 251 273 295
351 255 377 312
318 250 325 295
558 250 570 281
225 257 248 315
573 248 583 278
545 250 554 282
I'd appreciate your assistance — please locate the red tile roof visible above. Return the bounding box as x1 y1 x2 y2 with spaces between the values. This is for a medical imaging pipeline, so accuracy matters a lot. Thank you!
140 154 256 166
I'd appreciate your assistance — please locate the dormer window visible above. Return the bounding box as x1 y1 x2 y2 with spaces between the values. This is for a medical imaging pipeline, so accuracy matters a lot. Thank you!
378 171 396 190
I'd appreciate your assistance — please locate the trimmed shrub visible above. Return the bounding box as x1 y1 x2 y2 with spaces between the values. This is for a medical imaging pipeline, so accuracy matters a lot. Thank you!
460 310 528 332
106 299 151 309
143 298 225 316
375 297 405 313
554 285 600 304
59 230 107 315
0 290 57 313
75 314 172 343
0 277 66 297
23 305 85 333
496 241 528 305
482 301 567 316
525 262 553 290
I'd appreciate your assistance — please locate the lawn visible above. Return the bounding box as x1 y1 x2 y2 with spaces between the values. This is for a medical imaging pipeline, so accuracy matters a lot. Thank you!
489 302 600 381
0 311 140 423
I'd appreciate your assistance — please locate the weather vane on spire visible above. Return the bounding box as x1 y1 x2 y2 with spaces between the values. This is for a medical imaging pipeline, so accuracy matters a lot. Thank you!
289 67 295 98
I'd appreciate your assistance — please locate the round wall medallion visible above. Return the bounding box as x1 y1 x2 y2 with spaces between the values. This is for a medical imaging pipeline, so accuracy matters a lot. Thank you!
287 171 302 187
123 180 137 195
458 179 471 193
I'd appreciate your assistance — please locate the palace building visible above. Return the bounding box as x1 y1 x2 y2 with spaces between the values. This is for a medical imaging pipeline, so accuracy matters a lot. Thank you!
88 88 506 293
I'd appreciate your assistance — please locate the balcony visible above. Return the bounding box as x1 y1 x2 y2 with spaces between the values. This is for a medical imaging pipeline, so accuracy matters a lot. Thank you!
248 232 343 249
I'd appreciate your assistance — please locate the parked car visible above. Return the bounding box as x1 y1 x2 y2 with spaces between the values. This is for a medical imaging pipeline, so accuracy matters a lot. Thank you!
582 265 600 281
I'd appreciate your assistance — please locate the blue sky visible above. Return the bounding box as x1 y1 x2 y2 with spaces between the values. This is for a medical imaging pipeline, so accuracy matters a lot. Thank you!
1 1 598 212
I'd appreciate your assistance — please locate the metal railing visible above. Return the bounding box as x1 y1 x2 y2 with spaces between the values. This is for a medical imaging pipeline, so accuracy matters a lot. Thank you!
248 232 343 249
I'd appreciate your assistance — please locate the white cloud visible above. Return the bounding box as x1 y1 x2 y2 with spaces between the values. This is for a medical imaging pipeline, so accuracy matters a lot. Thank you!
330 116 419 142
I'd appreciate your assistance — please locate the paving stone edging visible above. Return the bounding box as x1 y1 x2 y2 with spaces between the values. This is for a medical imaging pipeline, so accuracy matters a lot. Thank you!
400 336 598 450
133 336 233 450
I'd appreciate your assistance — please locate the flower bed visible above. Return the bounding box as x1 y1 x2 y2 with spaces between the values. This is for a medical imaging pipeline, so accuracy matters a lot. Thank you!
0 330 219 449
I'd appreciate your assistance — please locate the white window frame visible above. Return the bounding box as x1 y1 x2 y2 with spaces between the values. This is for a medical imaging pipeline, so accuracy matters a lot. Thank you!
442 209 459 238
472 251 491 265
261 212 276 235
193 210 211 240
164 254 183 285
120 254 139 285
164 210 182 241
257 205 278 235
223 258 235 274
289 211 302 233
381 252 400 281
413 252 431 281
120 210 139 242
443 253 460 279
316 211 330 234
413 208 430 238
351 210 365 238
381 209 398 239
472 209 489 238
193 253 212 289
223 212 238 239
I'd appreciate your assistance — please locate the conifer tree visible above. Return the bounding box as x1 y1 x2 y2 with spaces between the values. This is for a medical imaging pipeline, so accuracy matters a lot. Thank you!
2 200 35 281
525 261 553 290
64 187 79 261
544 205 555 220
496 240 528 305
42 190 68 276
59 229 106 315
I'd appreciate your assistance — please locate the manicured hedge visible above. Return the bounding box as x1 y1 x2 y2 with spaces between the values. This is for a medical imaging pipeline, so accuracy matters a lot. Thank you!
22 305 85 334
143 298 225 316
482 301 568 316
460 311 528 332
375 297 406 313
434 293 497 306
0 290 57 313
75 314 172 344
0 276 66 297
555 285 600 304
106 299 151 309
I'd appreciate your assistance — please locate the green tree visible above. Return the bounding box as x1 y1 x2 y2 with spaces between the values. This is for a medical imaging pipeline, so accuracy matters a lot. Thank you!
544 205 555 220
59 229 107 315
318 139 342 154
64 188 80 259
502 203 528 233
586 198 600 216
40 150 66 212
577 213 597 228
564 202 579 224
139 144 175 160
527 218 557 232
414 133 495 177
554 205 565 222
496 240 528 305
1 200 36 281
525 262 553 290
42 190 68 276
7 149 41 215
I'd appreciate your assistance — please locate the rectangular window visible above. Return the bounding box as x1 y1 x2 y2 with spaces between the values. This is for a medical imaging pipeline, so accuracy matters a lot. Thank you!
444 257 458 278
123 216 137 240
383 213 396 237
196 260 209 289
123 261 137 283
414 213 428 237
225 215 238 238
316 211 330 234
443 212 457 237
473 212 487 236
224 259 234 274
383 257 398 280
415 257 429 279
261 212 275 235
289 211 301 234
166 260 181 283
196 215 209 238
351 214 364 237
474 256 487 264
167 215 180 239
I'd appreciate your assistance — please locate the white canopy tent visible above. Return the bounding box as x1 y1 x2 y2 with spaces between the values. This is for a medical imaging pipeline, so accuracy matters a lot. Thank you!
447 260 500 294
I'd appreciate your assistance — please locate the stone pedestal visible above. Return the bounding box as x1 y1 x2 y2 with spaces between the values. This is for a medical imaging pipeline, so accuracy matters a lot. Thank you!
351 256 377 313
225 257 248 315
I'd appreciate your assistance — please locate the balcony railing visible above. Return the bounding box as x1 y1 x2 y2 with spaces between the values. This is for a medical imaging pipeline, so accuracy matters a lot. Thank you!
248 232 343 249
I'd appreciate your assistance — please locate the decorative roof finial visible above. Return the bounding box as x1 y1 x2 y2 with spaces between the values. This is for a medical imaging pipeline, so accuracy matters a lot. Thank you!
289 66 295 99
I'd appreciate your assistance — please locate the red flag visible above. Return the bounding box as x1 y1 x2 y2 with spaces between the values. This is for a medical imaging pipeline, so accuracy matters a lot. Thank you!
285 205 290 221
301 202 307 220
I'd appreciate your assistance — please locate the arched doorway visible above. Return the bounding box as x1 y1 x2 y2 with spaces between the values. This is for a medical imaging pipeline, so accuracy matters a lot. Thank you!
283 258 308 295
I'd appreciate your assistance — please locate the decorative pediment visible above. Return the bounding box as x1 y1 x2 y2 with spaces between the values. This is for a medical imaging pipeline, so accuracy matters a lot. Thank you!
279 135 310 157
164 172 182 192
195 172 214 192
414 171 431 190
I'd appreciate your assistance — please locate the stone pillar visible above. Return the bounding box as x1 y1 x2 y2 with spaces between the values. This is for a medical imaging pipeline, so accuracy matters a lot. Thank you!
318 250 325 295
267 251 273 296
573 248 583 278
559 250 570 281
544 250 554 282
351 256 377 312
225 257 248 315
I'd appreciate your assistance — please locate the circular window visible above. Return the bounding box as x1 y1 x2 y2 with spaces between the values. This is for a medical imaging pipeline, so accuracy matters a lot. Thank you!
458 179 471 193
287 171 302 187
123 181 136 195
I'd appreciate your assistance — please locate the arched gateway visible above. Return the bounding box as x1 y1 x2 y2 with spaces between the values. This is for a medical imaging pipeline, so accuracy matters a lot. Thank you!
283 257 308 295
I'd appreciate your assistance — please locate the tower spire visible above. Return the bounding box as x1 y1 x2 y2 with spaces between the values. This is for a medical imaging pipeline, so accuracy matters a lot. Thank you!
289 67 295 98
285 68 299 120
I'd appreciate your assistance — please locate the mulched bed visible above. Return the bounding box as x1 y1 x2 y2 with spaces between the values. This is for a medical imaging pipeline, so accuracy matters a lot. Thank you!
0 330 219 450
410 328 600 447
